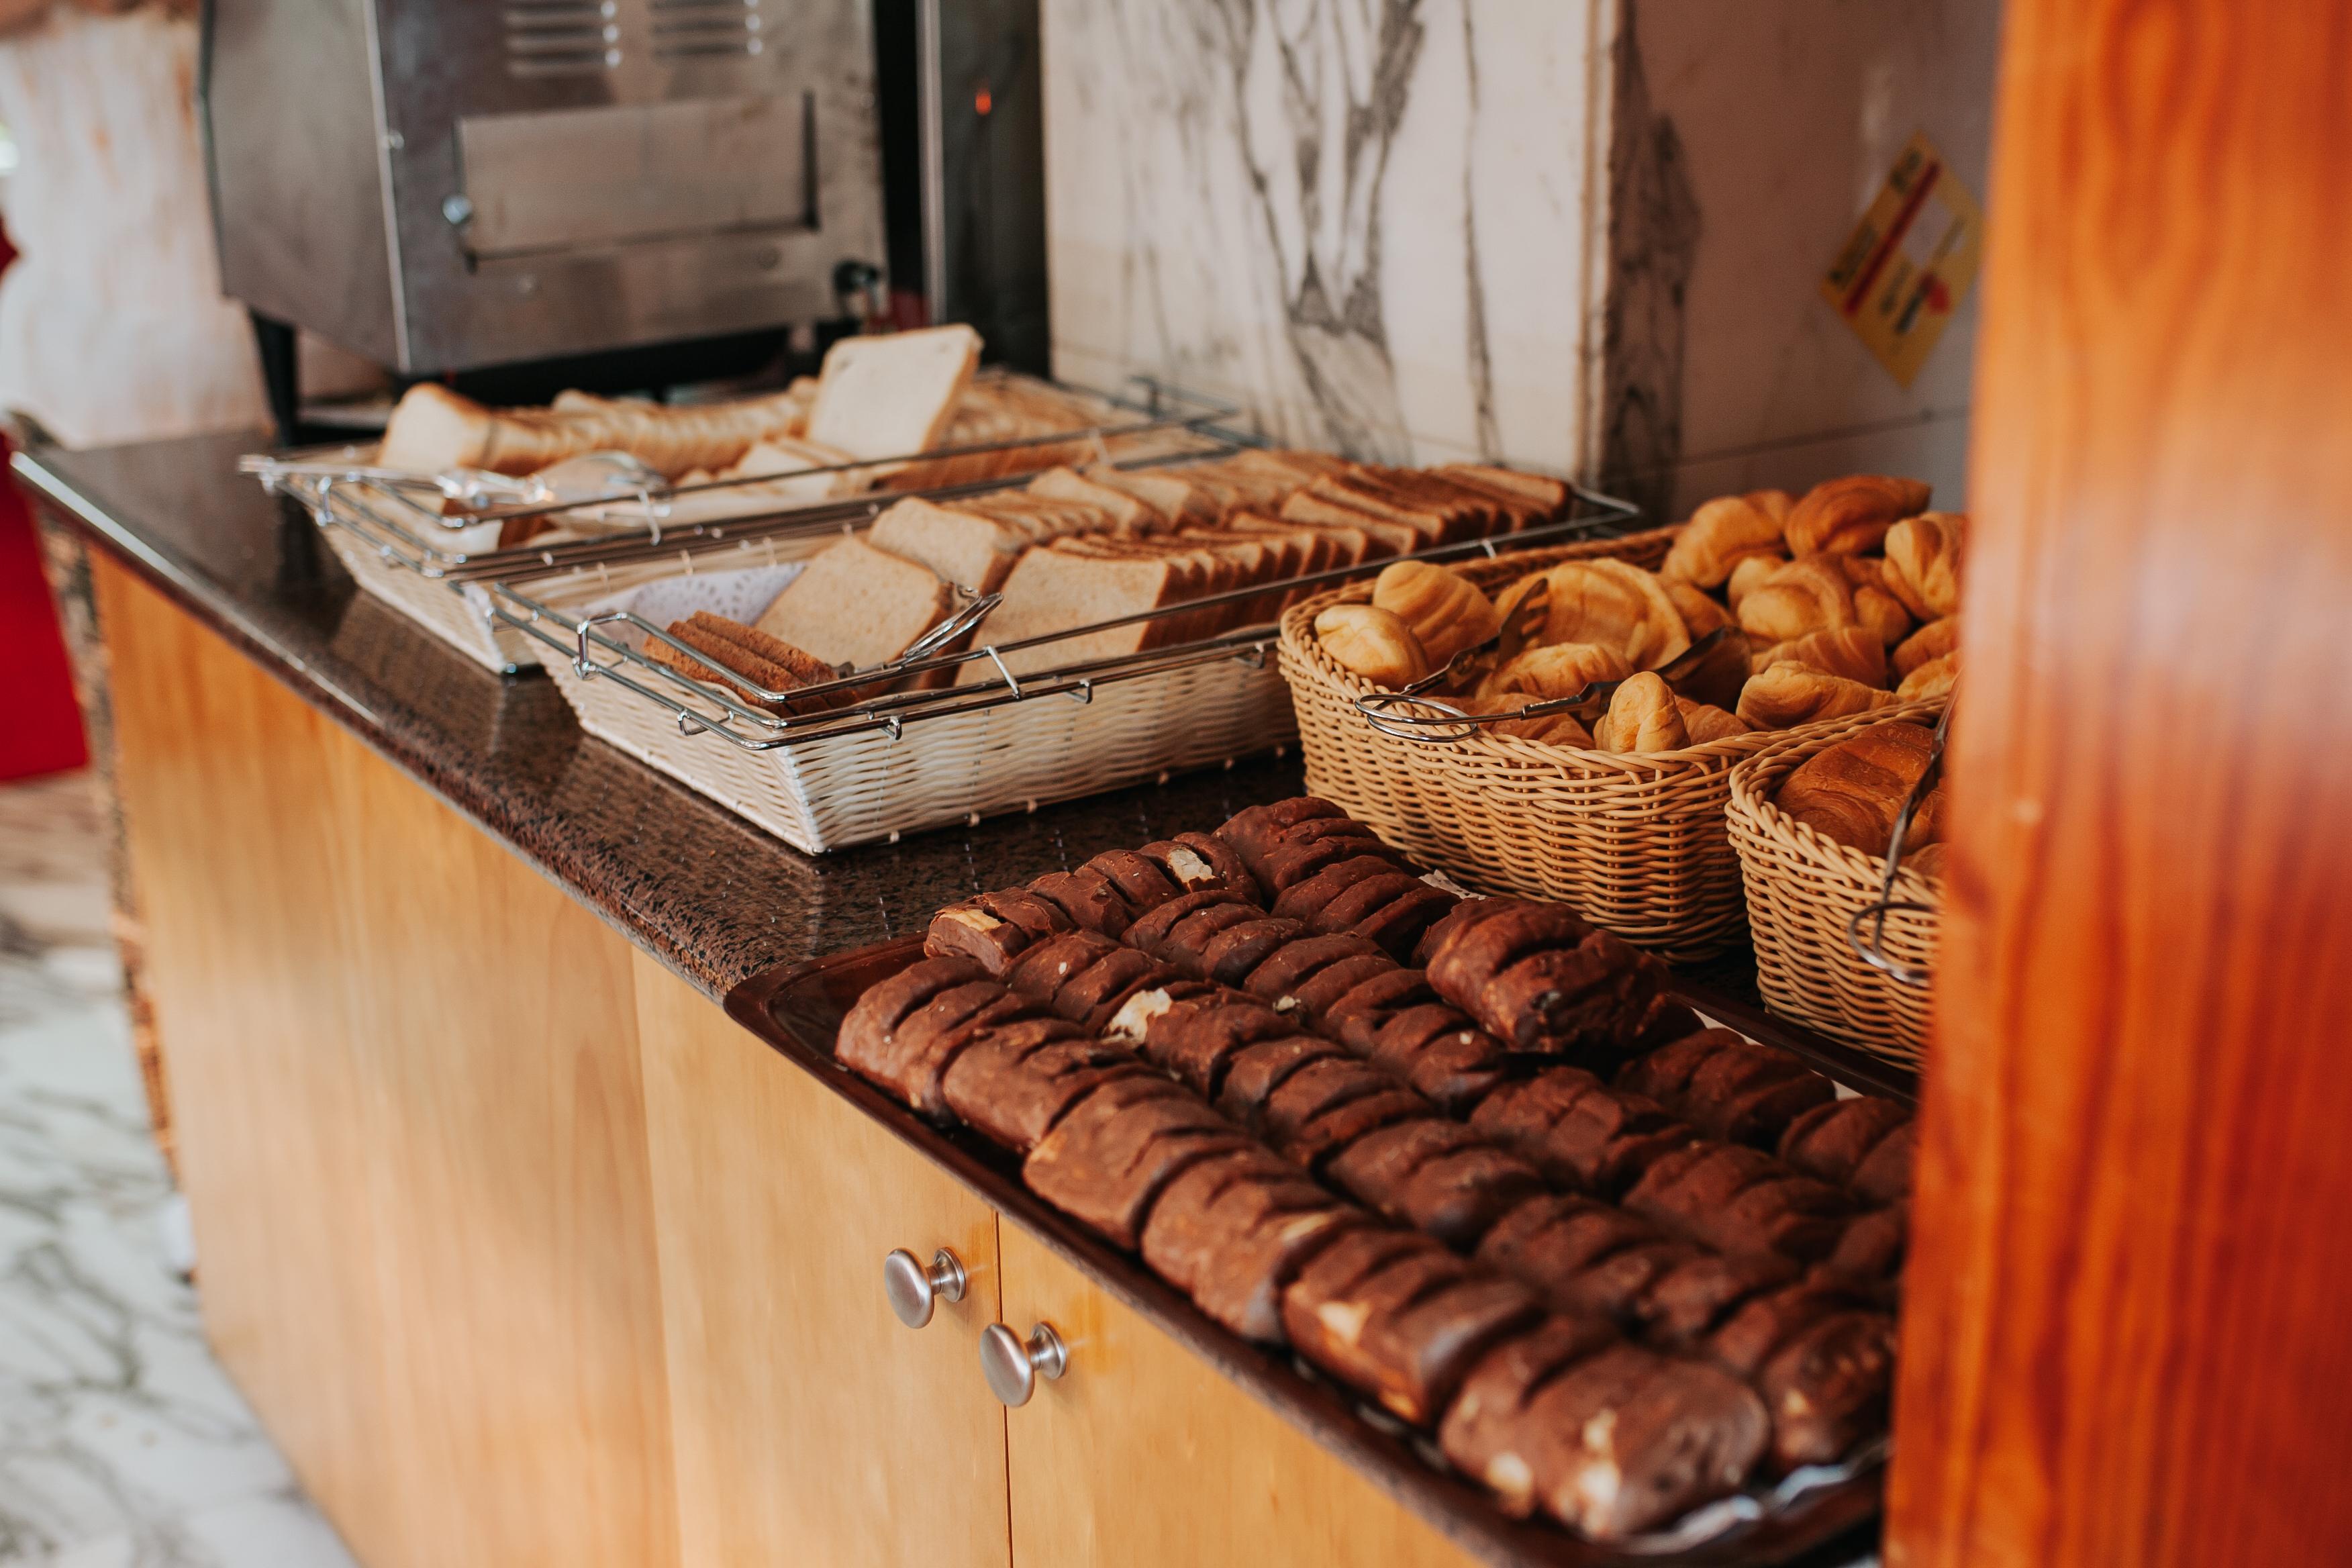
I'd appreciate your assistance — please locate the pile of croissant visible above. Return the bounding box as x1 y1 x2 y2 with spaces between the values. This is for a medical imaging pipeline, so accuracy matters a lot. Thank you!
1310 475 1961 754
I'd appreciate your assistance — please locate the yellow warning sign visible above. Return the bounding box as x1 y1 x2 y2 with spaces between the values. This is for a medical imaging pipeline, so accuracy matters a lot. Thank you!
1822 132 1983 387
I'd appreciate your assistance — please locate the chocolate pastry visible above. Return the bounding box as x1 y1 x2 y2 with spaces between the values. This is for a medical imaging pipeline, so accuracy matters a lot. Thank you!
1476 1194 1695 1324
1046 946 1174 1034
1626 1000 1704 1055
1125 887 1258 959
1412 896 1493 968
1216 796 1354 879
1515 1342 1771 1539
1138 995 1297 1096
1255 831 1398 897
925 902 1038 975
1704 1283 1895 1468
838 954 989 1068
1422 898 1667 1052
1616 1030 1834 1148
1095 977 1220 1048
1342 1005 1510 1115
1820 1204 1908 1289
1277 952 1403 1028
1080 848 1183 914
1320 969 1440 1033
1269 856 1406 923
939 1022 1150 1152
1022 1077 1255 1249
1242 932 1395 1014
1157 900 1270 969
840 970 1034 1118
1624 1144 1851 1263
1636 1253 1802 1349
1349 883 1462 964
1197 917 1311 987
1136 832 1256 896
1026 867 1134 937
1437 1316 1622 1517
1776 1097 1911 1185
1324 1120 1546 1249
1141 1151 1363 1342
1753 1306 1896 1469
1469 1068 1692 1195
1849 1120 1917 1208
1280 1087 1442 1169
1004 931 1124 1006
1212 1036 1352 1123
1279 1230 1545 1425
1254 1056 1407 1145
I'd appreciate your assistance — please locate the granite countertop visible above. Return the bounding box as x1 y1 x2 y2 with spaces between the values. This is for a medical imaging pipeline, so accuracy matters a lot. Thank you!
15 431 1306 1000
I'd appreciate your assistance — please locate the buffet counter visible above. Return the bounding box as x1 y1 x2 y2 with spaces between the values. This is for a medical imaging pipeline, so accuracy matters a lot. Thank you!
18 434 1874 1568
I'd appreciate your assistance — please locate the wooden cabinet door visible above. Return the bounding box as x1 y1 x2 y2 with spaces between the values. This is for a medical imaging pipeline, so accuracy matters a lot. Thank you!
995 1221 1475 1568
634 955 1012 1568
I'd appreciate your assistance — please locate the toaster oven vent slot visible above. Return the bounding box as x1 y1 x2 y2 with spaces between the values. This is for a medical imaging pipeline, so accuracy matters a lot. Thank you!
505 1 622 78
651 0 764 62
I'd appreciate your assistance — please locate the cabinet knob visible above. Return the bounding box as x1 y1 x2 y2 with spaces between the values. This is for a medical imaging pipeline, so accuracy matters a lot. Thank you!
882 1246 967 1329
979 1321 1067 1407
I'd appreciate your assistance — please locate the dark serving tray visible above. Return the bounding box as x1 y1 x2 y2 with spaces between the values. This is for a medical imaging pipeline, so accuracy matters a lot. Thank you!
726 938 1890 1568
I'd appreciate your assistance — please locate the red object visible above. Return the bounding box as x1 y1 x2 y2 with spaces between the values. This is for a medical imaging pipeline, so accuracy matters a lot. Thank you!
0 207 89 780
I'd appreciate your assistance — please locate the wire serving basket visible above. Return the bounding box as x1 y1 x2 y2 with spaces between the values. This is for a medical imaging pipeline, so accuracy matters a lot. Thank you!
484 488 1640 853
247 371 1245 675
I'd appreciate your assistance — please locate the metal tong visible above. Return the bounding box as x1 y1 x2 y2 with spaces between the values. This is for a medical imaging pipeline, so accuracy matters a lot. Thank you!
1843 695 1955 988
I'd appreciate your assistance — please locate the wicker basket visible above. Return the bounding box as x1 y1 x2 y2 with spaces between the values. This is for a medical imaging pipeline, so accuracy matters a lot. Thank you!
320 524 546 674
1283 528 1792 961
1724 702 1949 1064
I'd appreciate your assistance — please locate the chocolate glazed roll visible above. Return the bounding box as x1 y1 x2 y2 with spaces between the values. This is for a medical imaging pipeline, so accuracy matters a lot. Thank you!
1419 898 1677 1055
1614 1029 1837 1150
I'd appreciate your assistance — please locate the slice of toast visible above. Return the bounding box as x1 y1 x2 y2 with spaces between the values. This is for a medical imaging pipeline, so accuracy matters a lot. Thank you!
1085 467 1221 530
869 496 1027 594
756 536 954 671
644 612 842 715
1438 463 1571 523
1028 466 1163 534
961 546 1188 680
805 325 983 460
1279 490 1416 555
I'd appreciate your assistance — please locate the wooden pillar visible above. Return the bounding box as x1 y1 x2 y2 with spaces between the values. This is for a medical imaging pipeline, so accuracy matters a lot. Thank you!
1887 1 2352 1564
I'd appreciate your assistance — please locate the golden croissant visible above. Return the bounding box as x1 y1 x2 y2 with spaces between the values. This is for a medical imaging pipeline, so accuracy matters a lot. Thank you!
1675 696 1753 744
1479 640 1634 701
1315 603 1430 689
1594 671 1690 752
1372 559 1500 666
1534 559 1691 671
1893 615 1958 679
1661 493 1789 588
1737 662 1897 729
1748 626 1886 687
1736 558 1857 644
1882 511 1965 619
1783 475 1933 556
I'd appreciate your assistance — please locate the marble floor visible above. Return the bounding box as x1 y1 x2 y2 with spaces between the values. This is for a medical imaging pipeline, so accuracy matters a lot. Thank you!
0 773 356 1568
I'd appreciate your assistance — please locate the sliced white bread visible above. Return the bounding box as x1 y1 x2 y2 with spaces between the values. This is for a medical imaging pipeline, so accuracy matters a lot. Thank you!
756 536 952 671
1085 466 1222 529
1027 466 1163 533
960 546 1187 680
869 497 1028 594
805 324 983 461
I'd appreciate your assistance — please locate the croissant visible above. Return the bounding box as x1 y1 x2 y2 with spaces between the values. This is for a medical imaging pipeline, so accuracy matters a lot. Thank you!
1896 651 1958 701
1908 783 1948 848
1726 552 1786 611
1478 641 1634 701
1737 663 1897 729
1664 580 1732 638
1594 671 1691 753
1772 720 1936 855
1481 694 1597 748
1661 493 1788 587
1893 616 1957 679
1882 512 1965 619
1373 560 1500 665
1783 476 1932 556
1854 585 1914 647
1749 626 1886 687
1534 560 1691 671
1316 603 1431 689
1737 559 1857 644
1904 842 1948 879
1675 696 1753 743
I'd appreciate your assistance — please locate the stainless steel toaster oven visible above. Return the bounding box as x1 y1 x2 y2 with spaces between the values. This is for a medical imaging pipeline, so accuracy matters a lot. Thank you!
201 0 889 375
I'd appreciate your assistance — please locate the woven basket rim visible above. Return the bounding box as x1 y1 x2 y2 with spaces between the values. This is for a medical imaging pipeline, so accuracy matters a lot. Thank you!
1726 700 1951 901
1280 529 1913 777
